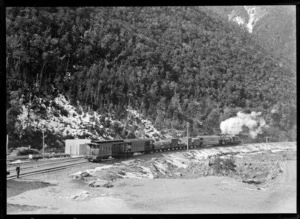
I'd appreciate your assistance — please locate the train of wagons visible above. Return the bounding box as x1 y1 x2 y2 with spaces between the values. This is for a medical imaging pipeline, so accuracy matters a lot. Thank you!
85 135 241 162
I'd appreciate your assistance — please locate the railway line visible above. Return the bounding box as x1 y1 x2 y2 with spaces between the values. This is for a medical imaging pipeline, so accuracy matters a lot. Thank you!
6 147 197 180
7 153 70 163
7 157 84 171
6 142 295 181
7 157 88 180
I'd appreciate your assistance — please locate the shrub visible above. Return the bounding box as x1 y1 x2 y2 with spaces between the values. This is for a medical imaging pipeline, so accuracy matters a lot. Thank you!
210 156 236 174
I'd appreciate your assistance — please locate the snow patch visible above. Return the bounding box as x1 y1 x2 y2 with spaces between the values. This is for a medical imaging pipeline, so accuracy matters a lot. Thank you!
232 16 245 25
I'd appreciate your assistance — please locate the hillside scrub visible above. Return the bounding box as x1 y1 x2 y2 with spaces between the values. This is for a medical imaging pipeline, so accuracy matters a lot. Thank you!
6 7 296 149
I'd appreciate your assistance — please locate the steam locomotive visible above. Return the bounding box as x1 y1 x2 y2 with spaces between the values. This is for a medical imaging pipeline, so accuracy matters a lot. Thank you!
85 135 241 162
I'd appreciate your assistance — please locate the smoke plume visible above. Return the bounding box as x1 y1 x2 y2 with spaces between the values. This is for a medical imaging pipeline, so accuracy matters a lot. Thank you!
220 111 267 139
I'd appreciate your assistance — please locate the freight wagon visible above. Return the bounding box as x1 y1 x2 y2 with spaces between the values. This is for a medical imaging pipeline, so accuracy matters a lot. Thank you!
196 135 220 147
192 138 203 148
179 137 192 148
111 139 154 158
124 138 153 154
153 139 171 151
220 135 241 145
112 141 132 158
169 138 180 150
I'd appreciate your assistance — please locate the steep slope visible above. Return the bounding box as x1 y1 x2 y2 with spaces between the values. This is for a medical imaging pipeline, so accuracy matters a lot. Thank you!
6 7 296 150
208 6 296 69
252 6 296 69
8 92 163 149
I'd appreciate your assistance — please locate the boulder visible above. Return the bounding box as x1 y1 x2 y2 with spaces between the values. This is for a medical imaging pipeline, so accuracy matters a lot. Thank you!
174 172 182 177
81 172 92 177
103 182 113 188
88 179 112 188
69 171 92 179
71 191 90 200
118 171 126 176
242 179 263 184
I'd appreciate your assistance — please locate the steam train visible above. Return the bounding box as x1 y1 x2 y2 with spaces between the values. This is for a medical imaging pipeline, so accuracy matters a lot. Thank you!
85 135 241 162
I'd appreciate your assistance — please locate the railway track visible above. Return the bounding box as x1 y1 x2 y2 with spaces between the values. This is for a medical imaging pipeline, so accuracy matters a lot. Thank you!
7 158 88 180
7 153 70 162
7 157 84 172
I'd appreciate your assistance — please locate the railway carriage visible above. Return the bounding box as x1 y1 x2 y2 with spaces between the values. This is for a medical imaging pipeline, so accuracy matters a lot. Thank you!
111 141 132 158
197 135 220 147
154 138 181 151
219 135 241 146
179 137 191 149
153 139 171 151
169 138 180 150
124 138 154 154
192 138 202 148
86 139 123 162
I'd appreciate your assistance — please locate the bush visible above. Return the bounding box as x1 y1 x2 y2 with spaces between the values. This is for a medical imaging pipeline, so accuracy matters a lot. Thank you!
210 156 236 174
17 148 40 155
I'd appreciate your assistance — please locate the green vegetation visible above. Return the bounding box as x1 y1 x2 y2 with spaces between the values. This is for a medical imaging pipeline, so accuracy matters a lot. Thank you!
6 7 296 149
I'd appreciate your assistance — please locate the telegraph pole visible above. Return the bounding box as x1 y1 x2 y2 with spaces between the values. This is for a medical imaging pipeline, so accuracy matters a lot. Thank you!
42 127 45 158
7 134 9 163
42 129 45 154
187 122 189 151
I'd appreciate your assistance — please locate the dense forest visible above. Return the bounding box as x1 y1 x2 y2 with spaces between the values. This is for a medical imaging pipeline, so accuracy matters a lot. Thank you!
6 7 296 149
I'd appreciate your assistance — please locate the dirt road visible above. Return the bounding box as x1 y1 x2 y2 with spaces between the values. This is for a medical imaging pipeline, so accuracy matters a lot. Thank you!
256 160 296 213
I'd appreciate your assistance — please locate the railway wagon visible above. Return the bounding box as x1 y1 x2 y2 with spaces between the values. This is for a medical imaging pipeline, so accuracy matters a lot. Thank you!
192 138 202 148
169 138 180 150
153 138 180 151
124 138 153 154
86 139 124 161
179 137 192 149
219 135 241 145
197 135 220 147
153 139 171 151
111 141 132 158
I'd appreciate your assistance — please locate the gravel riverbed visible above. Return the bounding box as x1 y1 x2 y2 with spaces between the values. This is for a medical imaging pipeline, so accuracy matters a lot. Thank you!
7 142 296 214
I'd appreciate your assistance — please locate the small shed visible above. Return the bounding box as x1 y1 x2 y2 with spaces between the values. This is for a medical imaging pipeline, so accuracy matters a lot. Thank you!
65 139 91 155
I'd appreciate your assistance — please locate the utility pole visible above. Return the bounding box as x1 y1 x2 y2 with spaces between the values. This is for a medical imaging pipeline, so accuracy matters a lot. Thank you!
187 122 189 151
7 134 9 163
42 127 45 158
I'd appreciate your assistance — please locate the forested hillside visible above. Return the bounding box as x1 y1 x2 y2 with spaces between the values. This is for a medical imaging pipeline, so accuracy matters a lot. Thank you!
208 6 296 70
252 6 296 70
6 7 296 149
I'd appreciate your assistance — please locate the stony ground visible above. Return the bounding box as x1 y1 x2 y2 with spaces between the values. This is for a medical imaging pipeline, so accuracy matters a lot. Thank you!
7 142 296 214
